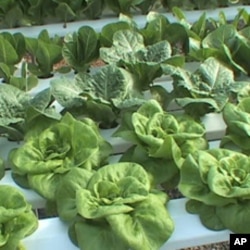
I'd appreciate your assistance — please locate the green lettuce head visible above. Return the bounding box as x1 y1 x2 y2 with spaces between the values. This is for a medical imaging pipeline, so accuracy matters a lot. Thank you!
56 162 174 250
221 97 250 154
179 148 250 233
9 113 112 201
113 99 208 187
0 185 38 250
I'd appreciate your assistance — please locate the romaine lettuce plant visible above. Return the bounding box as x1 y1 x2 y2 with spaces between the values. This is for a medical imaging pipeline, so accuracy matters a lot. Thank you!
25 29 63 78
26 0 56 25
62 26 100 73
56 162 174 250
0 32 26 82
113 99 208 187
221 97 250 154
100 29 184 91
163 57 248 117
0 185 38 250
179 148 250 233
0 0 26 28
9 113 112 201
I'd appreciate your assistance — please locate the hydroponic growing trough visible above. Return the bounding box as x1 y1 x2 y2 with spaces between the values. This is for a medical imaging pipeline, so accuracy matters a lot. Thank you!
1 2 250 250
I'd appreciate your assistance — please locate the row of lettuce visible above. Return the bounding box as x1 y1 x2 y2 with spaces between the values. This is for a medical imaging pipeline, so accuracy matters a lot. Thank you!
2 8 250 90
1 54 250 140
0 0 243 28
1 97 250 249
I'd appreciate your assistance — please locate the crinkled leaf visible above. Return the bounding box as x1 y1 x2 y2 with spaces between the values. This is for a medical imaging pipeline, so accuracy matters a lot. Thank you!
50 77 86 108
100 21 131 47
75 65 135 104
100 30 145 64
107 193 174 250
179 150 236 206
169 57 243 116
56 168 94 221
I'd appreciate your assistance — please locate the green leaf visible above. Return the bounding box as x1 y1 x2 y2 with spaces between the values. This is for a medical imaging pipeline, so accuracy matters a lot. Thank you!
140 12 170 45
55 3 76 22
100 30 145 64
75 65 136 104
217 200 250 233
0 84 30 140
168 57 243 116
107 194 174 250
73 220 128 250
100 22 131 47
0 35 19 65
56 168 93 221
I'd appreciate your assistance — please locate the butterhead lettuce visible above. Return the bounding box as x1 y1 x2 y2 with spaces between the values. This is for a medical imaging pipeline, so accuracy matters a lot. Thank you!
179 148 250 233
0 185 38 250
56 162 174 250
113 99 208 187
9 113 112 201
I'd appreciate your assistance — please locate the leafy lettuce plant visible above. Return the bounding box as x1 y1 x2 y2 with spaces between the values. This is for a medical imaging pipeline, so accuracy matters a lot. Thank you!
140 11 189 56
0 84 61 141
9 113 112 201
26 0 56 26
62 26 100 73
0 0 26 28
51 65 144 128
179 148 250 233
0 185 38 250
100 29 184 91
0 84 31 141
113 99 208 187
163 57 248 117
0 32 26 82
189 24 250 75
25 29 63 78
56 162 174 250
221 97 250 154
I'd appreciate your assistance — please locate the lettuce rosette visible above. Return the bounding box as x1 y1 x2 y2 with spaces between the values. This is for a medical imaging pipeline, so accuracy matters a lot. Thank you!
113 100 208 187
179 148 250 233
0 185 38 250
221 97 250 154
56 162 174 250
9 113 112 201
